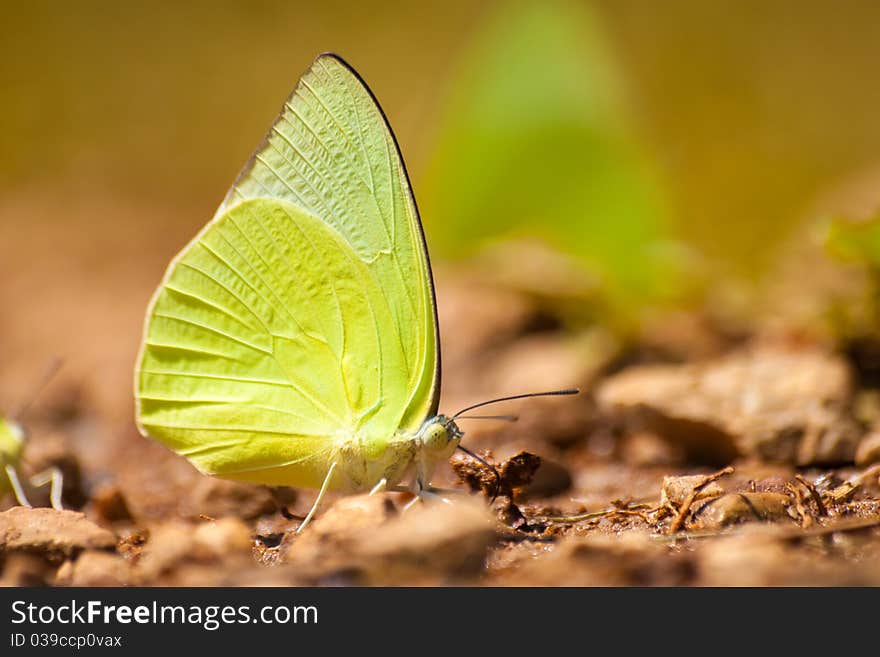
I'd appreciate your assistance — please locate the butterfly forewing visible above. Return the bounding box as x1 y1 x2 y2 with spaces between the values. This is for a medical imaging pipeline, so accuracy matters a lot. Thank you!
135 55 440 487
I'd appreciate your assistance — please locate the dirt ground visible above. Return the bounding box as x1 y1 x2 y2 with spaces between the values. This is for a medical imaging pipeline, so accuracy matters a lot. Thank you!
2 191 880 587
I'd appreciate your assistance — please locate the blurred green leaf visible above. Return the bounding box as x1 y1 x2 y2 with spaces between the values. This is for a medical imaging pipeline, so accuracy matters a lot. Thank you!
420 0 684 322
818 214 880 342
825 214 880 266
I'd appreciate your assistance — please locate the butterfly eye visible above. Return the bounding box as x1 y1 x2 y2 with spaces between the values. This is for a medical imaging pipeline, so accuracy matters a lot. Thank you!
436 415 462 441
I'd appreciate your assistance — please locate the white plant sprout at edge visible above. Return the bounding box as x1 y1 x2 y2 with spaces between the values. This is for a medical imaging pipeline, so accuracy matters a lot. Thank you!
1 359 64 510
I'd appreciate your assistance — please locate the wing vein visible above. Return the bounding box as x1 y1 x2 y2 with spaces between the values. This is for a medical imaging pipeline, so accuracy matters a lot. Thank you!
152 311 271 355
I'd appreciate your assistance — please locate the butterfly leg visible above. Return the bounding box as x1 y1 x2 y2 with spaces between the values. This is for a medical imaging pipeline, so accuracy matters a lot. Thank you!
399 474 424 511
4 465 32 508
30 467 64 510
402 480 453 511
369 478 387 496
296 461 337 534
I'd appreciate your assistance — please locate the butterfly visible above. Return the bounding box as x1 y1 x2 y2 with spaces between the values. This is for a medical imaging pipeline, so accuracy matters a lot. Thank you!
134 54 575 530
0 416 29 504
1 361 65 510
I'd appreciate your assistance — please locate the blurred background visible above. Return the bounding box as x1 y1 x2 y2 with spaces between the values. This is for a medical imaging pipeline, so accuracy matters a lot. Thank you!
4 0 880 427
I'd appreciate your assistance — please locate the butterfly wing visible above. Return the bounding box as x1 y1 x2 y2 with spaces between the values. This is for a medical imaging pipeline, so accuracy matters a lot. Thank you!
135 54 440 488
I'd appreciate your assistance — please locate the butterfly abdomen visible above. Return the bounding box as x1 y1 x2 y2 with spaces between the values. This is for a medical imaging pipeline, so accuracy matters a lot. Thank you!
331 433 417 492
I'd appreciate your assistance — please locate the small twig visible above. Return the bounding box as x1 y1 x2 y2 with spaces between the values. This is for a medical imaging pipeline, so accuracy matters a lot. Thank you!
542 502 653 525
668 491 699 534
794 474 828 516
542 508 618 524
786 483 812 529
848 464 880 488
825 481 860 506
667 466 735 535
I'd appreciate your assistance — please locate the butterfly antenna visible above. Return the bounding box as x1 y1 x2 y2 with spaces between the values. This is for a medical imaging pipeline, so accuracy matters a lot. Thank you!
13 357 62 422
451 388 579 420
456 444 502 502
455 414 519 422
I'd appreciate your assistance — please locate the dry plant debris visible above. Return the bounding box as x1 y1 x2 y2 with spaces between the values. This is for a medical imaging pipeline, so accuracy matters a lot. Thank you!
4 272 880 586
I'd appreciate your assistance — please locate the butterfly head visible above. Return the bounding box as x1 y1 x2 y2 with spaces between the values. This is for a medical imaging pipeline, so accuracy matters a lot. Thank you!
417 415 463 461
